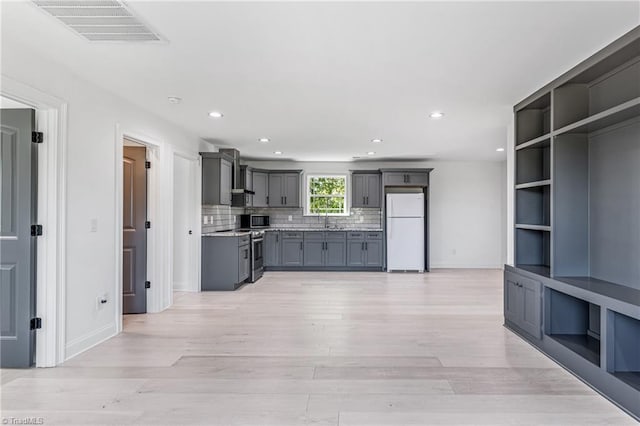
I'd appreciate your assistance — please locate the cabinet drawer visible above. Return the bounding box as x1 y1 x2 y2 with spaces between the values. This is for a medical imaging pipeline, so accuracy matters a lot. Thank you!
238 236 250 246
366 232 382 240
347 232 365 240
282 231 303 239
304 231 325 240
325 231 346 240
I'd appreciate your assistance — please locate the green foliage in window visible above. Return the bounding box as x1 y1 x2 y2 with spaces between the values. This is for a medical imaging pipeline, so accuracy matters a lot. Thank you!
308 176 346 214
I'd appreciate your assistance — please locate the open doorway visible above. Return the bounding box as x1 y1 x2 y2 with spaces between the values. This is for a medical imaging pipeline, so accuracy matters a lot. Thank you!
0 99 38 367
172 153 199 292
122 138 149 314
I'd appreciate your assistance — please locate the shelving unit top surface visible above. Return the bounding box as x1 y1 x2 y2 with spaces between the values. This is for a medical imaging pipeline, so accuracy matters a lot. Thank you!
553 276 640 307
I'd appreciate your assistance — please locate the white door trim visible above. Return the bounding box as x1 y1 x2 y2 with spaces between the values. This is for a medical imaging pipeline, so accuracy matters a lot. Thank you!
172 151 201 292
114 127 169 334
1 76 68 367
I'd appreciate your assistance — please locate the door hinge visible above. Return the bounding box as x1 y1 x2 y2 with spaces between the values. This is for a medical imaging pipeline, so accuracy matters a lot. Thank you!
30 317 42 330
31 225 43 236
145 281 151 289
145 161 151 169
145 221 151 229
31 131 44 144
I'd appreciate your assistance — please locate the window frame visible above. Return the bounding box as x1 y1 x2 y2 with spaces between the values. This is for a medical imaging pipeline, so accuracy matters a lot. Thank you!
305 173 350 216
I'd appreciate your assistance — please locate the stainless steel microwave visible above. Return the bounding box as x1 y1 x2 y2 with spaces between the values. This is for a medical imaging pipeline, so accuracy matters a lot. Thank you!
240 214 270 229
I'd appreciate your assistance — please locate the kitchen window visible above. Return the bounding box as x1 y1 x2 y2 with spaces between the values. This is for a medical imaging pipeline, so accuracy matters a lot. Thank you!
306 174 348 216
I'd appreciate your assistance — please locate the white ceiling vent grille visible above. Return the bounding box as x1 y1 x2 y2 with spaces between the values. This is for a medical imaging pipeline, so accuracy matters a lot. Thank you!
32 0 164 42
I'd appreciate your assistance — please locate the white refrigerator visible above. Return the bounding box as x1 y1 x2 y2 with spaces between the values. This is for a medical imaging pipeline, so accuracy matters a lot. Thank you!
386 193 425 272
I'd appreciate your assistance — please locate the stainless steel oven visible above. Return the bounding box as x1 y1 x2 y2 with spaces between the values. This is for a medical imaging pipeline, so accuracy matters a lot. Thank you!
250 231 264 282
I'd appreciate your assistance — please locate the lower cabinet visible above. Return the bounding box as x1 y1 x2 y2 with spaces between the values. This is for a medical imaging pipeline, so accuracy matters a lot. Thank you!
281 232 304 266
265 231 281 266
265 230 381 270
202 235 251 290
303 232 347 267
347 232 383 267
504 270 542 339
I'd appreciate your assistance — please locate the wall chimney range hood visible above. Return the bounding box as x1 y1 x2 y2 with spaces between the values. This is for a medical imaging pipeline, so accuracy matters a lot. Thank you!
219 148 255 195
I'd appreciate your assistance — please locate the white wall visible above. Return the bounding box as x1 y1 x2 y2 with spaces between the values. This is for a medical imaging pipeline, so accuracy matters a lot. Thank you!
173 156 190 291
245 159 507 268
1 39 214 361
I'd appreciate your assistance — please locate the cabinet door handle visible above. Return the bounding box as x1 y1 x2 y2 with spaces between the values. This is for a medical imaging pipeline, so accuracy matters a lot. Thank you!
244 249 248 259
363 196 366 205
365 242 368 250
266 196 269 205
300 242 303 250
285 196 287 205
361 242 364 251
276 234 279 242
366 196 369 205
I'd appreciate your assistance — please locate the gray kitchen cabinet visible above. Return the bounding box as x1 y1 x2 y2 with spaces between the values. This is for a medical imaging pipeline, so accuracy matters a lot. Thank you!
201 235 250 290
503 270 542 339
347 232 383 267
268 172 301 207
325 239 347 266
200 152 233 205
351 172 381 208
264 231 281 266
253 171 269 207
382 170 430 187
281 232 304 266
303 232 346 267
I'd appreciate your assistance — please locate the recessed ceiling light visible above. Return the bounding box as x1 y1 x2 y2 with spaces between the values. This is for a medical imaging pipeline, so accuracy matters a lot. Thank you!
429 111 444 119
258 138 270 143
367 151 376 156
496 148 505 152
167 96 182 104
208 111 223 118
371 138 383 143
274 151 282 155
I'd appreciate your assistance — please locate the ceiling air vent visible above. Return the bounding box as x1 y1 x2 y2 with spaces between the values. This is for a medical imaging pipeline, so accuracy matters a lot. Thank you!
31 0 164 42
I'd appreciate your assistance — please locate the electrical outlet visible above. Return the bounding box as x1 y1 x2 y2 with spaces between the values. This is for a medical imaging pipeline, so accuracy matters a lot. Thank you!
288 215 293 221
203 216 209 225
359 216 364 223
90 218 98 233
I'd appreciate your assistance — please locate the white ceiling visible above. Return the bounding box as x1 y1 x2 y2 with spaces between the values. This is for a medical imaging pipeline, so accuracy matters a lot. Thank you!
2 1 639 161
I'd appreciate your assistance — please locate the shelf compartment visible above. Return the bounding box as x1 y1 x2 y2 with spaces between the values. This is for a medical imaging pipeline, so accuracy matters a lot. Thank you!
516 185 550 227
515 264 551 278
553 55 640 130
516 228 550 269
516 144 550 185
516 93 551 145
608 311 640 391
546 288 601 366
555 97 640 136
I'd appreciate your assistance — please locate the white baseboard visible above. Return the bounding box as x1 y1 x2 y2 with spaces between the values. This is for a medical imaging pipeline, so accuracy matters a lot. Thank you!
64 322 117 361
430 263 503 269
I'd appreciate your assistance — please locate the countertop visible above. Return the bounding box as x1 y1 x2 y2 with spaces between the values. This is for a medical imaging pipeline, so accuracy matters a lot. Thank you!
202 230 252 237
265 228 383 232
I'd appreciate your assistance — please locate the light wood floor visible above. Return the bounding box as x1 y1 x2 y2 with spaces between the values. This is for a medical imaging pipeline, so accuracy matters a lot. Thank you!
1 270 637 425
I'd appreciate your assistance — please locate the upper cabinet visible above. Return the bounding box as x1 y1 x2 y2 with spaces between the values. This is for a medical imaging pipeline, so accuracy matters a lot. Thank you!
381 170 432 187
268 172 301 207
200 152 233 205
351 172 381 208
252 171 269 207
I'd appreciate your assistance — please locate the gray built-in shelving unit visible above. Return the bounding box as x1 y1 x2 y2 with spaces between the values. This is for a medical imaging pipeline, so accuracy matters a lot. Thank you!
506 26 640 421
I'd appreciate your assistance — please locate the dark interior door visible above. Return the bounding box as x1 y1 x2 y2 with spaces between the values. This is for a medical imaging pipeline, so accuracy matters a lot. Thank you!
1 109 37 368
123 146 147 314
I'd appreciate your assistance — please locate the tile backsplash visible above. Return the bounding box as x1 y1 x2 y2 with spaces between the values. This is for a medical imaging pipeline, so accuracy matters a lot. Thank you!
201 205 245 233
247 207 382 229
202 205 383 233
